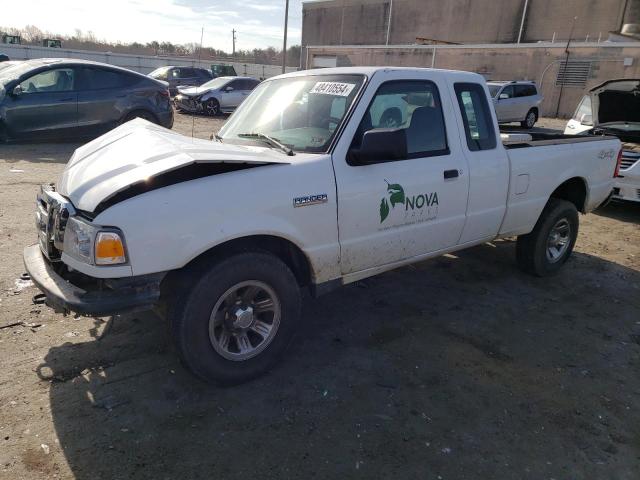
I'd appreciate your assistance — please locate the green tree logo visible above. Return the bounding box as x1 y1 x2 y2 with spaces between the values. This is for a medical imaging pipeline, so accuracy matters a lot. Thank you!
379 180 405 223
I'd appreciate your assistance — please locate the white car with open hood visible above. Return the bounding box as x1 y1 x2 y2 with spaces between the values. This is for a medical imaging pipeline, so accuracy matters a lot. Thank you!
565 79 640 203
24 67 621 384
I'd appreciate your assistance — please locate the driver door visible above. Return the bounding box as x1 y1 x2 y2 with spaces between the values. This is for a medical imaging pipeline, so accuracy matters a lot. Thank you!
332 71 470 275
219 79 244 108
4 67 78 140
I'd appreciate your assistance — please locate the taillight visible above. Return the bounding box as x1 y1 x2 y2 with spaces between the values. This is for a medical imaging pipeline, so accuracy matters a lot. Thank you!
614 149 623 178
159 89 170 98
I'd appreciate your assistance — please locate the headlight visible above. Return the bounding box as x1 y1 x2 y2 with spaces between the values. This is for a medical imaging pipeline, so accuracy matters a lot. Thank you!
63 217 127 266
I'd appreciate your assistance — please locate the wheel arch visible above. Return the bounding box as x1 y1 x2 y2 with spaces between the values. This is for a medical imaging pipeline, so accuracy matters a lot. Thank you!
549 176 587 213
164 234 314 292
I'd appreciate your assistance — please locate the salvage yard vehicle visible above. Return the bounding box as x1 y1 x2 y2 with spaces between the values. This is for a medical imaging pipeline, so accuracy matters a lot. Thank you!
0 58 173 142
174 76 260 115
148 66 213 96
24 67 620 385
564 79 640 203
487 80 542 129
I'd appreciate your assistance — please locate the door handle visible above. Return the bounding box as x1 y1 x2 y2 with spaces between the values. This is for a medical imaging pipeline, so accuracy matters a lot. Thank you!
58 97 75 102
444 169 459 179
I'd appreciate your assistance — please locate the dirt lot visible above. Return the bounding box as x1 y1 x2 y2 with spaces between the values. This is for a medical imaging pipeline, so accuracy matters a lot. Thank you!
0 114 639 480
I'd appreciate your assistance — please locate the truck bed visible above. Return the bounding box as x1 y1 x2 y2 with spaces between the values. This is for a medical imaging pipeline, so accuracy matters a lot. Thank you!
502 132 618 149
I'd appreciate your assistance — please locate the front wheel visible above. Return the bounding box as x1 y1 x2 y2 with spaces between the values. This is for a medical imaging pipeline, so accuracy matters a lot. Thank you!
169 252 302 385
521 109 537 129
516 198 579 276
204 98 220 116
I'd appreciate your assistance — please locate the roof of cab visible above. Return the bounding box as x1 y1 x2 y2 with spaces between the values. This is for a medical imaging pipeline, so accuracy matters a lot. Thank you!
269 66 486 82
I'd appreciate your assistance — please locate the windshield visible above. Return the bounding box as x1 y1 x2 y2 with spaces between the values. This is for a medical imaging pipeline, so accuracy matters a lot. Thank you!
219 74 365 153
149 66 170 78
200 77 232 90
488 85 501 97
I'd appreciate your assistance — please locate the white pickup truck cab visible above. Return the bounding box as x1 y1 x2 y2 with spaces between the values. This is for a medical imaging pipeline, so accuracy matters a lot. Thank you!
565 79 640 203
25 67 620 384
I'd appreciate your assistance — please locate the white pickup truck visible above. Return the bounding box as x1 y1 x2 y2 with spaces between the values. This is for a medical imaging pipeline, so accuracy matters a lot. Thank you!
24 67 621 384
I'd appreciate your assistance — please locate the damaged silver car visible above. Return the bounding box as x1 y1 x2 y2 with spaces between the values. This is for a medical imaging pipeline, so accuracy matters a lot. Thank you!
174 76 260 116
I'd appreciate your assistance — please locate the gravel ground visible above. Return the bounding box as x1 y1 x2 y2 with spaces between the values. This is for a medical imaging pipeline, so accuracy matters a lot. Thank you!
0 114 639 480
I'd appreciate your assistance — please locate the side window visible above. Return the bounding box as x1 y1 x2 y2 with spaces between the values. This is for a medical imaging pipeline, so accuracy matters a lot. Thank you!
500 85 514 99
352 80 448 159
454 83 497 151
181 68 196 78
170 68 182 79
515 84 537 97
573 95 592 120
226 80 242 90
20 68 75 93
82 68 136 90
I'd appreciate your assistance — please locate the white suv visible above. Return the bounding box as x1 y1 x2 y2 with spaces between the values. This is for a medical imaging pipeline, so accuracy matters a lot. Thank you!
487 81 543 129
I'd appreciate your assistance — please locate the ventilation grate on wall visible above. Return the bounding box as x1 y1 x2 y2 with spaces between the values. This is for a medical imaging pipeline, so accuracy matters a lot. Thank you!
556 60 592 87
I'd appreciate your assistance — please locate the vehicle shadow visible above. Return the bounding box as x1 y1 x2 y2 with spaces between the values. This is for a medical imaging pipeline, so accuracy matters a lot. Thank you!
38 241 640 479
594 200 640 224
0 143 80 164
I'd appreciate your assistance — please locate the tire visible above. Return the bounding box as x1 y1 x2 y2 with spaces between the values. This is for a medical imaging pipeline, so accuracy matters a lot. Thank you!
122 110 158 125
521 109 537 129
204 98 220 116
516 198 579 277
169 252 302 385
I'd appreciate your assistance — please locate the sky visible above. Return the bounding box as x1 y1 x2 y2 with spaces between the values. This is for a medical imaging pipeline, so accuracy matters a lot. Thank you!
2 0 305 51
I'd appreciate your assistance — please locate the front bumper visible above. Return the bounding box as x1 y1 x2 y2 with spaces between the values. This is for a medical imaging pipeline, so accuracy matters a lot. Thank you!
23 244 164 316
174 95 202 113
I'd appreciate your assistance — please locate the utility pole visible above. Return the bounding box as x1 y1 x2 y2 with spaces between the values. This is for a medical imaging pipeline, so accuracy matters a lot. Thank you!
517 0 530 44
282 0 290 73
386 0 393 45
232 29 236 58
555 16 578 118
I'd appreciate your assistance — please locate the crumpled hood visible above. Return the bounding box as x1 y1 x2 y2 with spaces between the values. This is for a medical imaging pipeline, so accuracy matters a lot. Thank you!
176 85 210 96
58 119 289 212
590 79 640 126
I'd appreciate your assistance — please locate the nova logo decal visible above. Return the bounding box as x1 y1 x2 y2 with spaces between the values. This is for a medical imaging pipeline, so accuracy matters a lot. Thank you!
379 180 439 223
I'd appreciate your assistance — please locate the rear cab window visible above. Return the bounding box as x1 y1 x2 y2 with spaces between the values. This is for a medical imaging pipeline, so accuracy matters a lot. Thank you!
454 83 497 151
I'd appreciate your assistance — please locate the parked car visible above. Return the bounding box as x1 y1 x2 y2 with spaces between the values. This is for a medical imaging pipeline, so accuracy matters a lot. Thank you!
24 67 620 384
564 79 640 203
487 80 542 129
148 66 213 96
0 58 173 142
42 38 62 48
211 64 237 78
0 53 9 62
174 76 260 115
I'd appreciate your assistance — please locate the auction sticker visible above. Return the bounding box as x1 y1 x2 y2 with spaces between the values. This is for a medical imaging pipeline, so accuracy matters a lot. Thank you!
310 82 356 97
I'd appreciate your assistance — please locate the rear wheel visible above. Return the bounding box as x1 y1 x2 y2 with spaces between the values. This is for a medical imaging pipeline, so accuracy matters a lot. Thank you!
204 98 220 116
516 198 578 276
169 252 302 385
521 109 537 129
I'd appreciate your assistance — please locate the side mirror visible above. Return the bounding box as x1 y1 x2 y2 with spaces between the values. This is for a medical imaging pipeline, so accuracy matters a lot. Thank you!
224 86 234 92
348 128 408 165
12 84 22 96
499 93 509 100
580 113 593 126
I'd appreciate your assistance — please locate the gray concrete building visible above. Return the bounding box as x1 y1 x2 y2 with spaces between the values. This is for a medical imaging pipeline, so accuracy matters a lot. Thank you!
302 0 640 118
302 0 640 46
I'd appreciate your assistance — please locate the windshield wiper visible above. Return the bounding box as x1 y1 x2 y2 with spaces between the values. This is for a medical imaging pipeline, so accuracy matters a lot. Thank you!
237 132 294 156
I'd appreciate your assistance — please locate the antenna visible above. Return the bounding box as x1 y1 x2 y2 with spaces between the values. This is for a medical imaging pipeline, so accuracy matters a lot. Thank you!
192 26 204 139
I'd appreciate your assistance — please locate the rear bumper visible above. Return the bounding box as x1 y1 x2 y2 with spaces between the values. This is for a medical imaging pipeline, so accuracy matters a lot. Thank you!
23 244 163 316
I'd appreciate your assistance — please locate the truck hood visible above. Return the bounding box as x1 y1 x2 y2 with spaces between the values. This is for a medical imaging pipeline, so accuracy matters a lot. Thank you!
58 119 290 213
590 79 640 126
